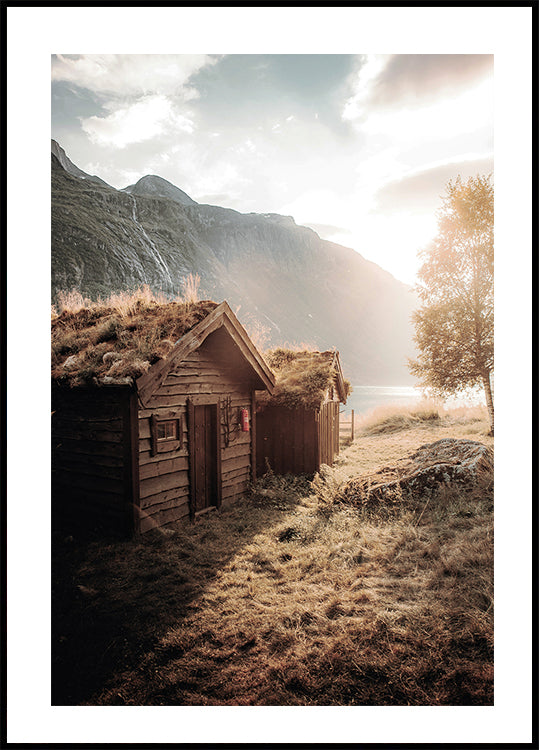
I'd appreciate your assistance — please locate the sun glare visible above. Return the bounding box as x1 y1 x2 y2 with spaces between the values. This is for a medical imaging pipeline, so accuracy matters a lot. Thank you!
362 77 494 144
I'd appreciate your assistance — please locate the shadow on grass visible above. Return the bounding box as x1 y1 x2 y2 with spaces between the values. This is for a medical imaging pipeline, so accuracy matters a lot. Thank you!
51 476 310 705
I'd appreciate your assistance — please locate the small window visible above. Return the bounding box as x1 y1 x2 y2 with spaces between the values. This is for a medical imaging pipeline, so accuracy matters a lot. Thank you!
157 420 178 441
151 414 182 455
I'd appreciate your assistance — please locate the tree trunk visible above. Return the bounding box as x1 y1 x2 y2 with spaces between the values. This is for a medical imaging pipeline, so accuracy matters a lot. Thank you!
482 372 494 436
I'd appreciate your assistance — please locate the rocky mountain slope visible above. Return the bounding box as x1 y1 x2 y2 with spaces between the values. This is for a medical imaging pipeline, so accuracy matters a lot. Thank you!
51 140 112 189
121 174 198 206
51 143 418 384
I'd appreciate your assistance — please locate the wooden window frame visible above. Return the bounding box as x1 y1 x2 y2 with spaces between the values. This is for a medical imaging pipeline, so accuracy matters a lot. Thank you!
150 413 183 456
157 420 177 441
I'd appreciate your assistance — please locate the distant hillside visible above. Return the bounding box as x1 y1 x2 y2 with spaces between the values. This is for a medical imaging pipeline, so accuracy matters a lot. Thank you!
51 144 418 384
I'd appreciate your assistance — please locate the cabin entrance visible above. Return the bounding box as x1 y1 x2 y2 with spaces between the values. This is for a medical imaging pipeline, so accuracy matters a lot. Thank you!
190 402 220 514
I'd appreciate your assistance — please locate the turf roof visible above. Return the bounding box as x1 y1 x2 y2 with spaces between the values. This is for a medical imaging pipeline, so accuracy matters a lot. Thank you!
51 298 218 386
258 348 350 410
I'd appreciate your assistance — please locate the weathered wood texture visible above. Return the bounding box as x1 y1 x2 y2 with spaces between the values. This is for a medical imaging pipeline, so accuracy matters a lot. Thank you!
137 330 256 532
256 399 341 476
256 406 318 475
319 400 340 466
51 385 138 536
191 402 220 514
136 302 274 406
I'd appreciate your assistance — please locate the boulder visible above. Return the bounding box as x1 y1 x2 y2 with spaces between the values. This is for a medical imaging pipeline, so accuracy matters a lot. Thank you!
338 438 493 507
102 351 122 367
62 355 79 370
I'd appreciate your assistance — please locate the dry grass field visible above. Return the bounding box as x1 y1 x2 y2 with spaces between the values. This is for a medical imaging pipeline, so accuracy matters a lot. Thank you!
52 402 493 706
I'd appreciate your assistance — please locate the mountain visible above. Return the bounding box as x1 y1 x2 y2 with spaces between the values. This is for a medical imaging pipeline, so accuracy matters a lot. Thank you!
121 175 198 206
51 144 418 384
51 139 112 189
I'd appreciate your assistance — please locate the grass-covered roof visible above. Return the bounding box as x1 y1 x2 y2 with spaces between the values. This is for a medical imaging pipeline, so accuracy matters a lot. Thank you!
51 286 218 386
258 348 351 410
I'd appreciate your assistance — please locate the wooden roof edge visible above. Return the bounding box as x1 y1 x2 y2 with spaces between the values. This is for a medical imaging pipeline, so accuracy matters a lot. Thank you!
136 300 275 405
331 350 348 405
218 301 275 392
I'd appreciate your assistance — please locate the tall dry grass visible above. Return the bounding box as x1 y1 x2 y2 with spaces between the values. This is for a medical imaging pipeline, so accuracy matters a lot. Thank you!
53 284 167 318
54 288 94 316
100 286 169 318
355 400 489 436
52 405 493 706
52 277 204 318
181 272 201 307
356 399 442 434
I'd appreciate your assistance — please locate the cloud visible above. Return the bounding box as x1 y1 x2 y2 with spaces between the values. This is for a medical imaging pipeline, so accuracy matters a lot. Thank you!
80 95 194 148
372 155 494 214
342 55 494 146
367 54 493 108
191 159 251 203
344 74 494 148
53 54 219 153
343 54 493 120
51 54 218 99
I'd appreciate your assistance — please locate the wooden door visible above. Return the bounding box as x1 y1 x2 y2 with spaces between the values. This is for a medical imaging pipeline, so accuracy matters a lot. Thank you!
189 402 221 515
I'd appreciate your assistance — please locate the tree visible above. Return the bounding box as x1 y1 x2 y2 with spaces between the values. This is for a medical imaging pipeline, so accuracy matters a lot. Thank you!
409 174 494 434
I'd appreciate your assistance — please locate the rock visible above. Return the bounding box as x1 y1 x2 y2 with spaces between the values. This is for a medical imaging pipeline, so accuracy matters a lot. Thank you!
102 351 122 366
62 354 79 370
108 357 150 379
339 438 493 507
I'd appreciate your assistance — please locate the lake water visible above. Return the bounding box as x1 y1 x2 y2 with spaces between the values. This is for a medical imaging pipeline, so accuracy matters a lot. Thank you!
341 384 485 417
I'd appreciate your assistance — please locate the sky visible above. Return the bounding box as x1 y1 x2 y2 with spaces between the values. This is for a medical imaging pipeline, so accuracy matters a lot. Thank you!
51 52 494 286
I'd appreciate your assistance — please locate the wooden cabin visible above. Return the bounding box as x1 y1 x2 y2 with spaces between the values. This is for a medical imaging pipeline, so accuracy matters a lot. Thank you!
51 300 275 536
255 349 349 476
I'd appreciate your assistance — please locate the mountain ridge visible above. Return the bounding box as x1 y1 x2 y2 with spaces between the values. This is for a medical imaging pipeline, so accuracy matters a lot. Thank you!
51 139 113 189
121 174 198 206
51 143 418 384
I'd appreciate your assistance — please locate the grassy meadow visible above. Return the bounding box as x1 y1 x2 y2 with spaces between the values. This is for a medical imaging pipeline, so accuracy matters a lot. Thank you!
52 402 494 706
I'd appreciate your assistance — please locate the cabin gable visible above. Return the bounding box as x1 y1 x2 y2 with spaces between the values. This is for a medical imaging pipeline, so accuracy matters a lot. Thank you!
136 321 271 533
136 301 274 407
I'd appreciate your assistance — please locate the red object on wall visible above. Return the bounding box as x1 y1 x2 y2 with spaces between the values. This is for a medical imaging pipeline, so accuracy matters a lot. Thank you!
240 408 250 431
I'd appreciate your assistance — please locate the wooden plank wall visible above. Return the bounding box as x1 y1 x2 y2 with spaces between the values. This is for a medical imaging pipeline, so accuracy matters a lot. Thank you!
256 406 318 476
333 401 340 456
319 400 340 467
51 386 135 536
256 400 341 476
138 343 255 533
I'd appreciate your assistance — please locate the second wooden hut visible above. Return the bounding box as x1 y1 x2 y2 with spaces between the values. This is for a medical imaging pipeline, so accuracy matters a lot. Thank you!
255 349 350 476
